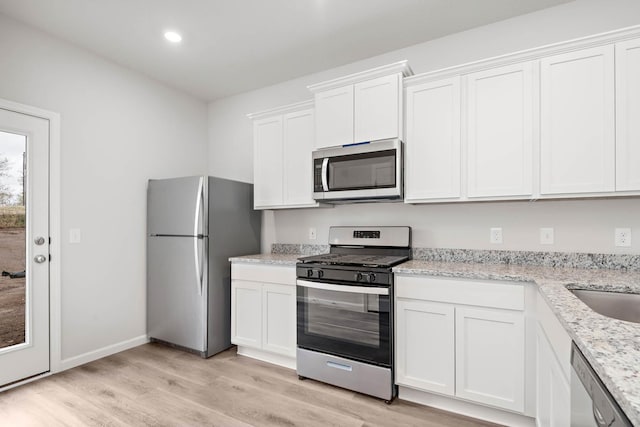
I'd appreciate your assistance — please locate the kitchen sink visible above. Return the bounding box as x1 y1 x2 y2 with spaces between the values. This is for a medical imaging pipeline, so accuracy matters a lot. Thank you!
569 289 640 323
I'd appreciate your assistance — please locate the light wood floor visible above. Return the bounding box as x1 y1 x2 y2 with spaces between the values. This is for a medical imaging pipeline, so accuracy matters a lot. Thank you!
0 343 501 426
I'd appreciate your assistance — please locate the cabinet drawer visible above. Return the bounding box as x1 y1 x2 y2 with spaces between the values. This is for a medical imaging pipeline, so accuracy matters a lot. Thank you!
231 263 296 285
396 275 525 311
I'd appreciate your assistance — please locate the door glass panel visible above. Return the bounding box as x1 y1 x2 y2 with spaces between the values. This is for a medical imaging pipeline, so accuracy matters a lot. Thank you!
0 131 26 350
327 150 396 190
303 287 385 347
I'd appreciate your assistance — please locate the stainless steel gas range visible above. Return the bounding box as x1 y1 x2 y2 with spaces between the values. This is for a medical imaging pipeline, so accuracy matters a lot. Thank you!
295 226 411 402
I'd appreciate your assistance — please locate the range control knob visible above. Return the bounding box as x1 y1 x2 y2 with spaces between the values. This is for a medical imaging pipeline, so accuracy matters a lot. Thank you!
356 272 363 281
317 270 324 278
307 269 314 278
369 273 376 283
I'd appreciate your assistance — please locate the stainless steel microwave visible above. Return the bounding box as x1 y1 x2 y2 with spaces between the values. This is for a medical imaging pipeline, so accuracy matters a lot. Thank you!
312 139 403 203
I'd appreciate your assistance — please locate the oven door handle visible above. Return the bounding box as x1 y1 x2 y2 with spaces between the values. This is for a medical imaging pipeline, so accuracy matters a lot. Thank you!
296 279 389 296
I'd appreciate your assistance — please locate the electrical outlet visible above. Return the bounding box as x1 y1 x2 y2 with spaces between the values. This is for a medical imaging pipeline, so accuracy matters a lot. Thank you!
540 228 554 245
308 227 317 240
490 227 503 244
615 228 632 247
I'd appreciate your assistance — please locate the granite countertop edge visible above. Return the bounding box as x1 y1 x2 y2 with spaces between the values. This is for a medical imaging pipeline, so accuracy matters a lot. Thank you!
228 253 300 265
230 254 640 424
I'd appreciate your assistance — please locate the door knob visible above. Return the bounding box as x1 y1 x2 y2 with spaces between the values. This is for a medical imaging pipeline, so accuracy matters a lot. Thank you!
34 254 47 263
34 236 46 245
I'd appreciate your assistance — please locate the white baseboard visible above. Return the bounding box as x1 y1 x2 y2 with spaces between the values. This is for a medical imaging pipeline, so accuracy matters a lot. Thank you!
399 386 536 427
236 346 296 370
57 335 149 372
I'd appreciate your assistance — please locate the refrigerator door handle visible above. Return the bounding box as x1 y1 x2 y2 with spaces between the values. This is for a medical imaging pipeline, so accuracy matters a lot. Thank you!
194 177 204 296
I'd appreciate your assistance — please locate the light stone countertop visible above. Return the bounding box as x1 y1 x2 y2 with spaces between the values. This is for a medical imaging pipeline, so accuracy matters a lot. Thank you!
394 260 640 425
228 253 640 424
228 253 300 265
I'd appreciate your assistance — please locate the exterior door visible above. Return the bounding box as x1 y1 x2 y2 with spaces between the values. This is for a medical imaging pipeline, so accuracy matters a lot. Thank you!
0 107 50 387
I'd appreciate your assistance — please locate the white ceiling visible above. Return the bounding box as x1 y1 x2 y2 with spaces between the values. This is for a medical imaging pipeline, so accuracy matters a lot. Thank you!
0 0 573 101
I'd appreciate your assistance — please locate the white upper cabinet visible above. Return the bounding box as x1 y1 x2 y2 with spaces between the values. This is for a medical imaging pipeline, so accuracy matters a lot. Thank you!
309 61 412 149
253 116 284 208
249 101 318 210
354 74 401 143
314 85 354 149
466 62 534 198
616 37 640 192
540 45 615 195
404 77 461 201
283 109 316 206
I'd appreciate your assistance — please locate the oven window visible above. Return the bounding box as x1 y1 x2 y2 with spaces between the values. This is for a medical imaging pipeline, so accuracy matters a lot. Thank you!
328 150 395 191
297 283 392 366
305 288 382 347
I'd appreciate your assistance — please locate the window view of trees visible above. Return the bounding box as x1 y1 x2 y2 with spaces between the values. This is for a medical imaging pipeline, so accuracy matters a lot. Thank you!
0 131 26 228
0 131 26 349
0 154 25 207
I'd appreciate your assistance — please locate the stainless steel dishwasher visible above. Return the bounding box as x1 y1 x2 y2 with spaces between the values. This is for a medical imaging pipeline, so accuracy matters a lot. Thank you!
571 343 632 426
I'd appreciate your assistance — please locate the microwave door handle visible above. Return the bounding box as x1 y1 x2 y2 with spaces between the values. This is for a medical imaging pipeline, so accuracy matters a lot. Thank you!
321 158 329 191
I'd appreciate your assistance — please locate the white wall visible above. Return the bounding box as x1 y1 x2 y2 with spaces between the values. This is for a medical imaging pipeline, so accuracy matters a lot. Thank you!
0 14 208 361
208 0 640 255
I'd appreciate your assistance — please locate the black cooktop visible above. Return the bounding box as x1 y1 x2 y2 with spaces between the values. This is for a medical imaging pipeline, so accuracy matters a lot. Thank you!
298 253 409 268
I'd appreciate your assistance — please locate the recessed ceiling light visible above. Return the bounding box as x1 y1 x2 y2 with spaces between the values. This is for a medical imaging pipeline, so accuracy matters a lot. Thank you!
164 31 182 43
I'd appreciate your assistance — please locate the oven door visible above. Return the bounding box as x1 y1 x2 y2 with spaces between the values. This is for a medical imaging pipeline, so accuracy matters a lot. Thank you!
296 279 392 367
312 139 402 202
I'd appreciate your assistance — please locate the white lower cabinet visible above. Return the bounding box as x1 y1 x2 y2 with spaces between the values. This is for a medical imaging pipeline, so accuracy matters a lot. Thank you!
535 292 571 427
396 299 455 395
231 263 296 367
395 275 530 417
231 280 263 348
536 326 570 427
261 283 296 357
455 306 525 412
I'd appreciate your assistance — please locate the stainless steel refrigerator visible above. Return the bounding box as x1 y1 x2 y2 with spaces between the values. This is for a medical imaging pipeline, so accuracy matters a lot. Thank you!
147 176 261 357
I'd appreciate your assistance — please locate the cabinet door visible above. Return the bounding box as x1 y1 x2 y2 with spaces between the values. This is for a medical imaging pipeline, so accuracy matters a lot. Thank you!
283 109 317 206
540 45 615 194
536 326 571 427
396 299 455 395
616 38 640 191
467 62 534 197
231 280 262 348
354 74 400 143
455 306 525 412
405 77 461 201
315 85 354 149
253 116 283 208
262 283 296 357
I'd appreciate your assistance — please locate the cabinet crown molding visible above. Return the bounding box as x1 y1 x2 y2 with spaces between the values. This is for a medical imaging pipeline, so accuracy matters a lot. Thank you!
247 99 314 120
307 60 413 93
405 24 640 86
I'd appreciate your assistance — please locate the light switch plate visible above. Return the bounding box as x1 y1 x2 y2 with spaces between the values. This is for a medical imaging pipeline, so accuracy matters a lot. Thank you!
308 227 317 240
490 227 503 244
69 228 81 244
